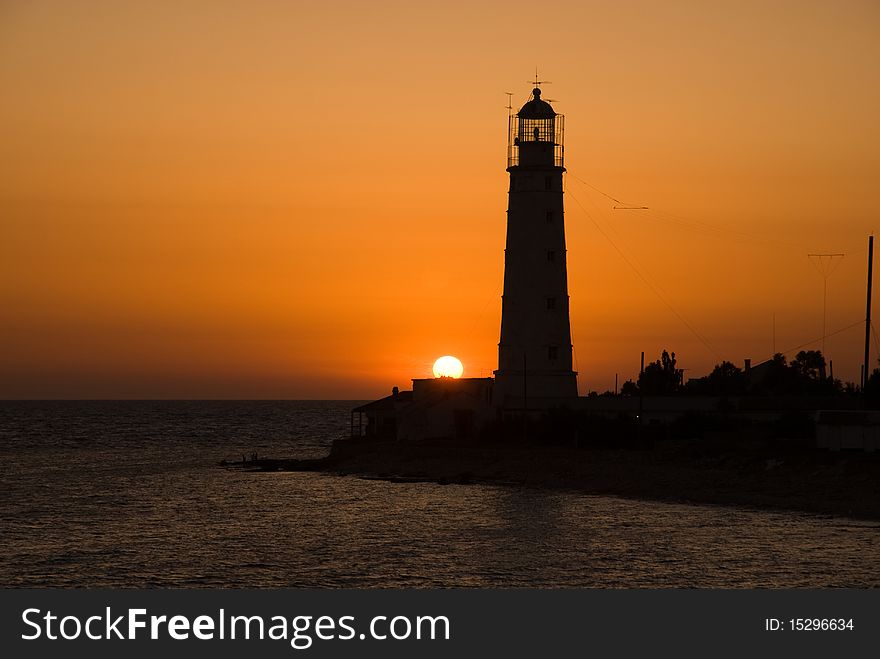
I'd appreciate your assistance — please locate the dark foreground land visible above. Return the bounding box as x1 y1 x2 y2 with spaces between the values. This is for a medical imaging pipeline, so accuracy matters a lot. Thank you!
228 434 880 521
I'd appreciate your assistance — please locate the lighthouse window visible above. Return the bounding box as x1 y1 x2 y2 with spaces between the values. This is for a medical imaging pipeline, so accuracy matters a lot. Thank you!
546 297 556 310
548 346 559 360
547 250 556 262
545 176 552 190
546 211 554 223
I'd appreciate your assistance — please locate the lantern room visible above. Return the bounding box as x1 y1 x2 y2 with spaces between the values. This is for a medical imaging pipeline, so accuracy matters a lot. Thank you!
507 87 564 168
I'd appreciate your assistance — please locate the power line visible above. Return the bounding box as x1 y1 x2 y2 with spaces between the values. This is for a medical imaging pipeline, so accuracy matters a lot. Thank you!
758 319 863 364
566 172 838 253
567 187 721 360
565 171 870 375
575 181 690 328
567 172 630 206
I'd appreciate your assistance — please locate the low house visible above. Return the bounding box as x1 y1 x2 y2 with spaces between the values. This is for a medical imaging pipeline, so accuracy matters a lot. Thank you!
353 378 494 441
351 387 412 439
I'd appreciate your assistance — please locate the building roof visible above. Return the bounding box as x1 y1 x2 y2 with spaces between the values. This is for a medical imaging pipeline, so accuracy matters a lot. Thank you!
352 390 412 413
518 87 556 119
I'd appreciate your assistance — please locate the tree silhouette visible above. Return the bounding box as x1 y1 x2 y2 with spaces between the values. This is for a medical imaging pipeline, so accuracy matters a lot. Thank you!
620 379 639 396
790 350 826 381
705 360 747 395
638 350 682 395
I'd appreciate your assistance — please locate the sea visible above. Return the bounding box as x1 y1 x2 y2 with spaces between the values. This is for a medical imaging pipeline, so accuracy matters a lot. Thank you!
1 400 877 588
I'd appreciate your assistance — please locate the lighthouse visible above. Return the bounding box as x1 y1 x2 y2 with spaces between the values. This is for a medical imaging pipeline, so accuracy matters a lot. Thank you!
494 87 578 407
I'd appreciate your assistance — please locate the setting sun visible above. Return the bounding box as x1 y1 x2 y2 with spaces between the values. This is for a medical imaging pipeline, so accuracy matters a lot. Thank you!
433 356 464 379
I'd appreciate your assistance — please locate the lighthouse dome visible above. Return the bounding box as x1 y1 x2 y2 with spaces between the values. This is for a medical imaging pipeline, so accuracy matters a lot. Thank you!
517 88 556 119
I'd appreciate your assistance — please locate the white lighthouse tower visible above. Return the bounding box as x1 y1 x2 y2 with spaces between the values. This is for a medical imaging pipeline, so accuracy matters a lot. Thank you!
494 86 578 407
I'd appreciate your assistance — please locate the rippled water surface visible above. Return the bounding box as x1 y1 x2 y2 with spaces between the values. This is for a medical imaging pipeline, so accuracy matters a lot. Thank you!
1 401 877 587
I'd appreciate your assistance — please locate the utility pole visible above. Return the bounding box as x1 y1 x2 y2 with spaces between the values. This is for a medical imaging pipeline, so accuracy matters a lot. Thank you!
772 313 776 355
638 351 645 424
522 353 528 442
808 252 845 357
863 235 873 390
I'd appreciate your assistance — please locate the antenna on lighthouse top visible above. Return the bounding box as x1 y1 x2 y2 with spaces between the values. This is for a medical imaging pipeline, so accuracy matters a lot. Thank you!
529 68 551 89
505 92 514 115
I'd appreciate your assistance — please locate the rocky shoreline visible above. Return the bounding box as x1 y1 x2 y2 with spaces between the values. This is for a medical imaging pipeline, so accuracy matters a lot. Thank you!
225 436 880 521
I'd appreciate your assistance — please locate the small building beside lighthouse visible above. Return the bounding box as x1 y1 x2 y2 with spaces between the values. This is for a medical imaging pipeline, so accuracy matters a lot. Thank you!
493 87 579 408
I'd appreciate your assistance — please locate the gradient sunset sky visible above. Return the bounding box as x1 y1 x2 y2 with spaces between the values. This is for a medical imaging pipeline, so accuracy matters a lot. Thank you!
2 0 879 398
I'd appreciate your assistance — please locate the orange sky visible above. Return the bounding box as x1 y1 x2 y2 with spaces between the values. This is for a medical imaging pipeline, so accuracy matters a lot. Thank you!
2 0 879 398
